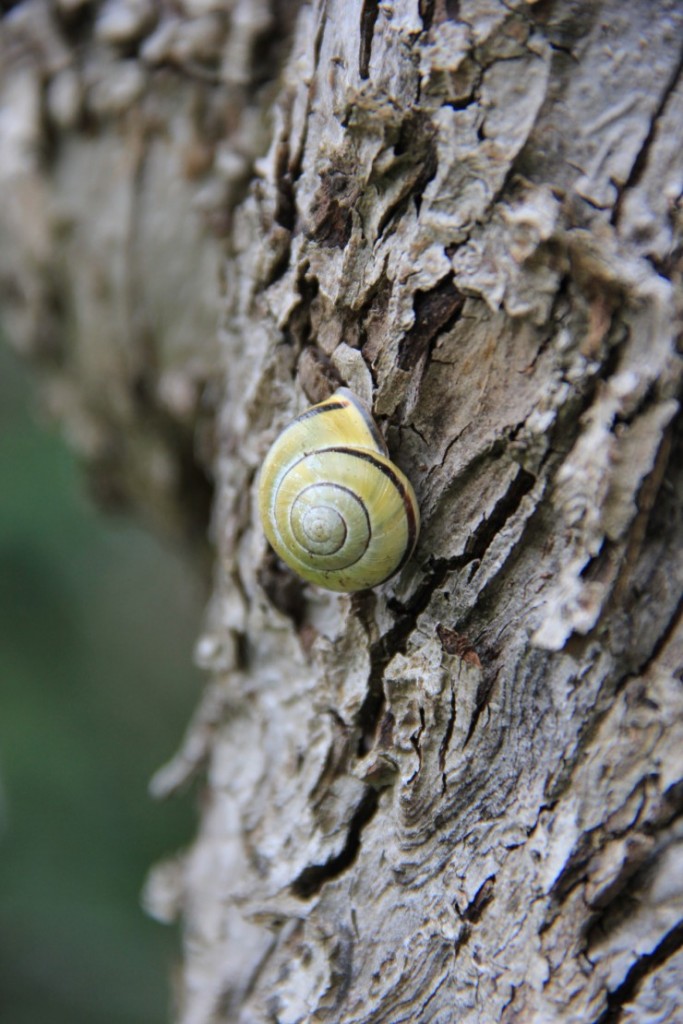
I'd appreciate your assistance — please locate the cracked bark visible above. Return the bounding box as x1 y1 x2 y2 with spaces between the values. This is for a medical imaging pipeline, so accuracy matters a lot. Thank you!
1 1 682 1022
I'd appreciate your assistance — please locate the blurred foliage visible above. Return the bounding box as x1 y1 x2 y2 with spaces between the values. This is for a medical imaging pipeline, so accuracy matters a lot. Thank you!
0 342 204 1023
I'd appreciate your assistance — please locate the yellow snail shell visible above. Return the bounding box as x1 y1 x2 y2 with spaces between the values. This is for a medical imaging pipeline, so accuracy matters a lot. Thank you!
258 388 420 593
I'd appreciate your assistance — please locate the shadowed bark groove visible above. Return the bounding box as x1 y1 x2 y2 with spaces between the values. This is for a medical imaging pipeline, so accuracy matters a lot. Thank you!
1 1 682 1022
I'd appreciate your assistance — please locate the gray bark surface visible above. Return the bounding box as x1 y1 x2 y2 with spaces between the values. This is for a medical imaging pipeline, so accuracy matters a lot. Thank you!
1 1 682 1022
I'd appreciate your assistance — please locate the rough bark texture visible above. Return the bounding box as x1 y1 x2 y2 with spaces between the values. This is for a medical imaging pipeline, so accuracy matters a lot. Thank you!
2 1 683 1023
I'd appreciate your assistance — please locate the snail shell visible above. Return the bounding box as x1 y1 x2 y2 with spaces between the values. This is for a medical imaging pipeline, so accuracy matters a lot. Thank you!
258 388 420 593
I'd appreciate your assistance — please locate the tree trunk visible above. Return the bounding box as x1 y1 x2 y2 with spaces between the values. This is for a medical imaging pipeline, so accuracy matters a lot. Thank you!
2 1 682 1022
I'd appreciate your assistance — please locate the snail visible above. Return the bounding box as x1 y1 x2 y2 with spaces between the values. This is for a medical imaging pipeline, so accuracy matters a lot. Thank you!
258 388 420 593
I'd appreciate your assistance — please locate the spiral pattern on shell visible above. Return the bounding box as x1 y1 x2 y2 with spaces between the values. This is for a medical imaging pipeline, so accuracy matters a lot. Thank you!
258 389 420 593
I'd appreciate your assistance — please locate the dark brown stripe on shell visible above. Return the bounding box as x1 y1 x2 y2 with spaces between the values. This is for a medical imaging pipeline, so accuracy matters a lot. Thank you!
271 400 350 452
324 446 418 580
334 388 389 455
295 399 348 424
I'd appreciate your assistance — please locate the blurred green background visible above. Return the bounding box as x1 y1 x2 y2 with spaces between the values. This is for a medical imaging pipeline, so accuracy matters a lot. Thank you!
0 341 204 1023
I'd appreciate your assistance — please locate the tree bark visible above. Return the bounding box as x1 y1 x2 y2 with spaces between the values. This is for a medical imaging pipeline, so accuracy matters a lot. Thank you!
2 1 682 1022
